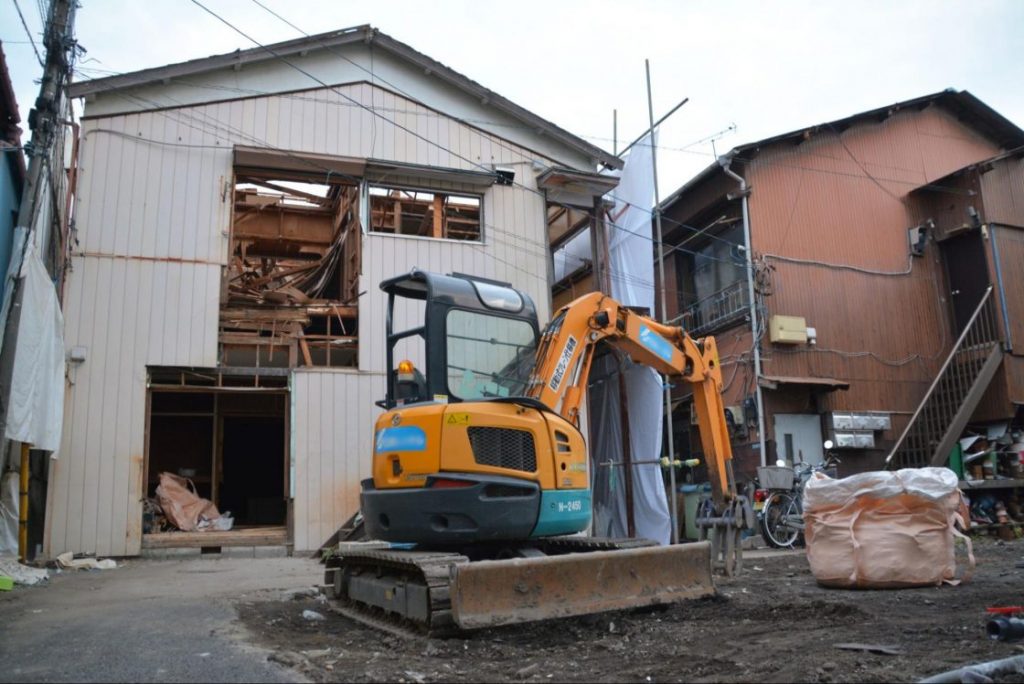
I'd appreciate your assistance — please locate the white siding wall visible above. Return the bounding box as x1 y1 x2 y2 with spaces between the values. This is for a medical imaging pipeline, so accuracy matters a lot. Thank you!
51 81 557 556
291 370 383 552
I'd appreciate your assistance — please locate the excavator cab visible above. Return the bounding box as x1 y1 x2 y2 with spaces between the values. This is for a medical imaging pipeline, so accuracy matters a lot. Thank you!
377 269 540 410
363 270 593 546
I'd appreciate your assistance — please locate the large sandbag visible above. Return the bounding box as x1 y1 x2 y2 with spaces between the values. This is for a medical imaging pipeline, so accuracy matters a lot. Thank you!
804 467 974 588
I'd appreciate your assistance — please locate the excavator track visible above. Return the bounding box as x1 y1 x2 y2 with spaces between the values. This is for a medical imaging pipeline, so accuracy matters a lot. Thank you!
325 537 712 636
325 548 469 638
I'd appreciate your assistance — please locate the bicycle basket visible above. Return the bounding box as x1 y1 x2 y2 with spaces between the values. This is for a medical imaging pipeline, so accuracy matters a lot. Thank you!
757 466 795 490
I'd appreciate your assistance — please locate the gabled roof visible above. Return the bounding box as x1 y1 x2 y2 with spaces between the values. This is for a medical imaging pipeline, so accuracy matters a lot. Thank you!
660 89 1024 211
69 25 622 170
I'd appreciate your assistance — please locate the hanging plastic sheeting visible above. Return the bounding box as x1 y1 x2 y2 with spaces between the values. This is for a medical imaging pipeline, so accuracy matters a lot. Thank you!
0 472 18 555
588 132 671 545
589 354 671 544
589 354 629 538
4 240 66 452
607 133 658 309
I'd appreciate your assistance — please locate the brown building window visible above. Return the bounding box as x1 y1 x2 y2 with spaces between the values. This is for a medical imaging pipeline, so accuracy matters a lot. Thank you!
673 222 748 334
369 186 482 241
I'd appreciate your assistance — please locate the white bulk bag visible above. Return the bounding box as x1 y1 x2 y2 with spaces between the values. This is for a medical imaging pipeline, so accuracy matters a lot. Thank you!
804 467 974 588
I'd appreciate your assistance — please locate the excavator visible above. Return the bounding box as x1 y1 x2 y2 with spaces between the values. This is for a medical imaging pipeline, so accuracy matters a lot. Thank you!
324 269 751 634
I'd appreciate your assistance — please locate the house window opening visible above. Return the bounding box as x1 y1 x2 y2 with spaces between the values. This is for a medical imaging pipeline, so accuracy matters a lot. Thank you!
222 168 361 369
672 220 748 335
144 383 288 549
369 185 481 241
549 203 594 310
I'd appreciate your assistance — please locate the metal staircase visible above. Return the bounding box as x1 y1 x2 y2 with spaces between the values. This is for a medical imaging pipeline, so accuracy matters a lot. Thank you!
886 286 1004 469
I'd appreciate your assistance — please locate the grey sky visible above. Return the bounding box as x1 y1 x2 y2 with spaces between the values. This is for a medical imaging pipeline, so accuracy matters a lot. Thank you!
2 0 1023 196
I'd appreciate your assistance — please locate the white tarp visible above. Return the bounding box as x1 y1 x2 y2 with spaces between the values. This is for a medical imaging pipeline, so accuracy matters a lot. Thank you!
4 240 66 452
0 472 18 555
589 133 671 545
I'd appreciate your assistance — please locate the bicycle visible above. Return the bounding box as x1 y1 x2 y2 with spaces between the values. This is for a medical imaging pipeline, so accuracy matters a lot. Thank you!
755 441 841 549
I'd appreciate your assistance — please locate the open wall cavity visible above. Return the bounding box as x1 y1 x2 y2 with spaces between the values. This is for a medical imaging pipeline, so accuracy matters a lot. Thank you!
221 164 361 369
143 368 290 549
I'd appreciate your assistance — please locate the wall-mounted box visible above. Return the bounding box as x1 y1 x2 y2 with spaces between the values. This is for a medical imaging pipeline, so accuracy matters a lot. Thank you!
829 411 891 432
832 430 876 449
724 405 744 425
831 412 855 430
769 315 808 344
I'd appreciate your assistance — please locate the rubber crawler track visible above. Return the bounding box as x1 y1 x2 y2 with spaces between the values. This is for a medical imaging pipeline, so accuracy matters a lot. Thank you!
324 537 660 638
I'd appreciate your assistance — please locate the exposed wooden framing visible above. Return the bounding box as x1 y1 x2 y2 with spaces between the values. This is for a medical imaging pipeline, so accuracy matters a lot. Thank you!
369 186 480 240
239 177 331 206
147 384 288 393
211 394 220 503
223 169 361 371
142 389 153 499
432 194 444 237
142 526 288 549
299 336 313 366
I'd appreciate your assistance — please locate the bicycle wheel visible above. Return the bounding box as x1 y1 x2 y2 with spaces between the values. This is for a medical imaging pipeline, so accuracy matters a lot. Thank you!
760 492 800 549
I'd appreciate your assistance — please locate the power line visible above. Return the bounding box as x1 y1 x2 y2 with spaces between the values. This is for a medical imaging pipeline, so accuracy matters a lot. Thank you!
72 64 978 195
11 0 44 66
78 10 971 285
183 2 749 258
99 83 749 271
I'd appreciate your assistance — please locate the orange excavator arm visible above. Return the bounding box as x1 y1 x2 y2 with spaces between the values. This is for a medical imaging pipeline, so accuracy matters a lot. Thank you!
525 292 737 508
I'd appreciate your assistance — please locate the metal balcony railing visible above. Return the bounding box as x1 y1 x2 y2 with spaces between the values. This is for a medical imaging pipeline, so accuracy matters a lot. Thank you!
669 280 749 335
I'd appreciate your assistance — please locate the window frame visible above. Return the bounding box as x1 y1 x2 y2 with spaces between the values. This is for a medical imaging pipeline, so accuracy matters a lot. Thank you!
442 307 539 401
366 182 485 244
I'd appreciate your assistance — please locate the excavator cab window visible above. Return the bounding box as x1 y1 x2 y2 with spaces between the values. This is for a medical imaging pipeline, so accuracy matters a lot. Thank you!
378 270 540 409
445 309 536 400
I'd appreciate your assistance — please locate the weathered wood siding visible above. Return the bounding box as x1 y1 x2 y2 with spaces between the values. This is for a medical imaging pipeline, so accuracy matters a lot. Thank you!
746 105 1002 415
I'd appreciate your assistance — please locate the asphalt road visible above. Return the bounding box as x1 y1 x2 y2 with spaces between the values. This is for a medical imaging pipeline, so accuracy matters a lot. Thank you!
0 553 322 683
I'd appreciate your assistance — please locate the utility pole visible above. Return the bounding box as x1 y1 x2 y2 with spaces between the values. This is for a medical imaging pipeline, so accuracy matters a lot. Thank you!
644 60 680 544
0 0 76 418
0 0 76 561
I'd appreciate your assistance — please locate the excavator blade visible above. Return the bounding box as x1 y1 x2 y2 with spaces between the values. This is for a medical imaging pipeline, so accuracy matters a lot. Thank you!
450 541 714 629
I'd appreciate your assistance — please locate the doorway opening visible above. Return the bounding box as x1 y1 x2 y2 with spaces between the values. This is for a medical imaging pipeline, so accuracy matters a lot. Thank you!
940 228 990 336
143 369 289 550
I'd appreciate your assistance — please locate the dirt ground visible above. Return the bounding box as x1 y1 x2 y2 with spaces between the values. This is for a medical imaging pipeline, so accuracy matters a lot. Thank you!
236 538 1024 683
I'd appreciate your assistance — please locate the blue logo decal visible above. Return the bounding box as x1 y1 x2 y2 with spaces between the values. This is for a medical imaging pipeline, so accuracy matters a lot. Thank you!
639 324 674 363
374 426 427 452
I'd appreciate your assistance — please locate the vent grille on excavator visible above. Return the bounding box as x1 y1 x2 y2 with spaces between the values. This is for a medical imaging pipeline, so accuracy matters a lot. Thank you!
467 427 537 472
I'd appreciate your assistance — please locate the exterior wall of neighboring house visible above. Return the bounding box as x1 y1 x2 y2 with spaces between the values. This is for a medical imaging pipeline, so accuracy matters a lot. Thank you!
49 70 570 556
662 99 1019 478
934 152 1024 421
0 151 20 300
0 42 24 303
746 105 998 413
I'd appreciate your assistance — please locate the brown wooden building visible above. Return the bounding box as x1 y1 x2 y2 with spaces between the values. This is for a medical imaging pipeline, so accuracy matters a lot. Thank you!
657 90 1024 479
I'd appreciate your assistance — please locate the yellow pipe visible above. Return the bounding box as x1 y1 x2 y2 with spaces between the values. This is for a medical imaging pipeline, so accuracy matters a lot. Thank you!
18 443 29 562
